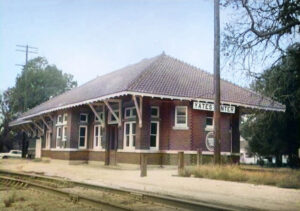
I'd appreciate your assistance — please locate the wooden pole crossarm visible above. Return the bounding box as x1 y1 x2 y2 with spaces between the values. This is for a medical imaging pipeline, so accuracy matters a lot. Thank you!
133 95 142 128
104 100 121 126
88 103 105 127
41 116 52 132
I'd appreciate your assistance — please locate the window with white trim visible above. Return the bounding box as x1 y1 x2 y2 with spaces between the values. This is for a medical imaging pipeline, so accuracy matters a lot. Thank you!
62 126 67 141
151 106 159 118
125 107 136 119
56 127 62 148
57 115 63 125
206 116 213 126
150 121 159 150
108 110 119 124
63 113 68 124
80 113 88 123
174 106 188 128
124 122 136 150
94 125 103 149
79 126 87 149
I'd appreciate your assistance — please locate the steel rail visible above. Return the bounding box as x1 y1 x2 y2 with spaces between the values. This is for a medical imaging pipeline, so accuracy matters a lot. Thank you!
0 169 240 211
0 175 129 211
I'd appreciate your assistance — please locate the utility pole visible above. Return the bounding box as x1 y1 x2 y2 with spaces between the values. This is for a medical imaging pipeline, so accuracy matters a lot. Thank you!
16 44 38 111
213 0 221 165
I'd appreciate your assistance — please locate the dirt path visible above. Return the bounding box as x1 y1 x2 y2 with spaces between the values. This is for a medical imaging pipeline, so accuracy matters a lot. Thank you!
1 159 300 210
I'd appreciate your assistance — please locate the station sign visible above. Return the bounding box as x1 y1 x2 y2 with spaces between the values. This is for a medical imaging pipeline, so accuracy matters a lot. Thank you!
193 101 235 114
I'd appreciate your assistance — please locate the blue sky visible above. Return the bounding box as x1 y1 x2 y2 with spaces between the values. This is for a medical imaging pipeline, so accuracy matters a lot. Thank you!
1 0 242 92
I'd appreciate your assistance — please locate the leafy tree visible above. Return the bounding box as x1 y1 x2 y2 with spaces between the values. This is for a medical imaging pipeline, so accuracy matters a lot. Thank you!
222 0 300 75
241 43 300 167
0 57 77 152
10 57 77 113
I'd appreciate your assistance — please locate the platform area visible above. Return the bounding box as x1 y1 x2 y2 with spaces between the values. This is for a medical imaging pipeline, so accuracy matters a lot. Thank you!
0 159 299 211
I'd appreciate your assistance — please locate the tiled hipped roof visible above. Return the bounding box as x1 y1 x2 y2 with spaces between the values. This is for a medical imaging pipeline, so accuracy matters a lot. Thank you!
10 53 285 126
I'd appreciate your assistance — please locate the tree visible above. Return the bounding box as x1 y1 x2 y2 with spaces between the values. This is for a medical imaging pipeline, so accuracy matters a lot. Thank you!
0 89 18 152
222 0 300 75
0 57 77 152
241 43 300 167
9 57 77 113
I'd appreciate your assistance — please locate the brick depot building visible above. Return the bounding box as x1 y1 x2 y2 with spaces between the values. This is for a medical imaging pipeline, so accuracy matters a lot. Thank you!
10 53 285 165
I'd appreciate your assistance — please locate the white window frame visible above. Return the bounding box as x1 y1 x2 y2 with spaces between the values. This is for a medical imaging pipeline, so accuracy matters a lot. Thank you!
80 113 88 123
62 125 67 141
108 109 119 124
94 124 103 149
63 113 68 124
123 121 136 150
150 121 159 151
56 115 63 126
173 106 188 129
124 107 136 119
56 126 62 139
56 126 62 148
151 106 160 118
205 115 214 131
78 125 88 149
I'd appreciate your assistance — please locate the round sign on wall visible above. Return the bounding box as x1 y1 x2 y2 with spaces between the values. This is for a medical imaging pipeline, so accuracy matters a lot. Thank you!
205 132 215 151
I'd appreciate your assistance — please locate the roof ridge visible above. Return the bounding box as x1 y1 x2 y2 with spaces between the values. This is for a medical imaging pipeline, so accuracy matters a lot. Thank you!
126 53 164 91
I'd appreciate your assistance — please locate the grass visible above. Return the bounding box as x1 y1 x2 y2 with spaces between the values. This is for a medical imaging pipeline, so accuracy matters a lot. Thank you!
180 164 300 189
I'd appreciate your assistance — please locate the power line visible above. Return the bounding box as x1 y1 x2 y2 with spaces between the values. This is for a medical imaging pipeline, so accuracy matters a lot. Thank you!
16 44 38 65
15 44 38 111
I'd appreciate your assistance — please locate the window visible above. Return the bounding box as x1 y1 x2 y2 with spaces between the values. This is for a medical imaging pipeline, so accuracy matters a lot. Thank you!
174 106 188 129
151 106 159 118
57 127 62 139
80 113 88 123
125 107 137 118
124 122 136 150
206 116 213 126
57 115 63 125
62 126 67 141
94 125 103 149
108 110 119 124
79 126 87 149
150 121 159 150
56 127 62 148
63 113 68 123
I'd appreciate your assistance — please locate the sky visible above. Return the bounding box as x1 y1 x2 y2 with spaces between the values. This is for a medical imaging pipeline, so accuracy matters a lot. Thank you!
0 0 243 92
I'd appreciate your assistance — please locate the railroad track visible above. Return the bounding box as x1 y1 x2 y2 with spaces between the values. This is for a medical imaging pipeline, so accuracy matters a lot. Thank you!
0 169 236 211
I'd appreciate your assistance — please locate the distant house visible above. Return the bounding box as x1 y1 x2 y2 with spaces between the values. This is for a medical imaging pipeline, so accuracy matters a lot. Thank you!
240 137 258 164
9 53 285 165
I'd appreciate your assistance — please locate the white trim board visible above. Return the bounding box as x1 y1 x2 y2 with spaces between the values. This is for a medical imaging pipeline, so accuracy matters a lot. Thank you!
13 90 285 124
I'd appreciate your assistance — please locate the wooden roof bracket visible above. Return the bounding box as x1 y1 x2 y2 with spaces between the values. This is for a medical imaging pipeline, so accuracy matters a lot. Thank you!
26 124 36 136
41 116 52 133
88 103 105 127
104 100 121 127
133 95 143 128
32 121 44 134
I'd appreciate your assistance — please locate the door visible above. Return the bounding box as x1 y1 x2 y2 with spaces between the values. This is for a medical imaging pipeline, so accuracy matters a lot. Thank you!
108 125 118 165
35 138 42 158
